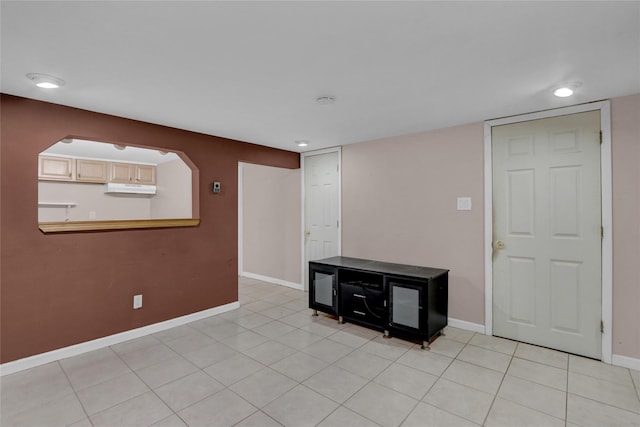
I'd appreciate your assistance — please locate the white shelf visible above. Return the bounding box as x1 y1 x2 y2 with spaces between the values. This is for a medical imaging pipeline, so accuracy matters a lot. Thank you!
38 202 77 208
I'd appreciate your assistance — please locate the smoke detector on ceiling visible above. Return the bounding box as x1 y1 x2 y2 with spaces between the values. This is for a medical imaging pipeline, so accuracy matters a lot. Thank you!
316 96 336 105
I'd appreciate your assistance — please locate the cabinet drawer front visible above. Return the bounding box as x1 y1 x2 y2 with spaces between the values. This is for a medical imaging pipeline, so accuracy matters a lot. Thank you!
340 283 385 326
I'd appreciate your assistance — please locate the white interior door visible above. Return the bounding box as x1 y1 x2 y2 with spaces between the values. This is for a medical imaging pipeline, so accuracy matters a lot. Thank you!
303 150 340 290
492 110 602 359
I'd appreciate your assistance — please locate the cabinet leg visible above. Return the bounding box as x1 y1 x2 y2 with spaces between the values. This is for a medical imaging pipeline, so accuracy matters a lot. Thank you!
338 316 344 324
383 330 390 339
421 341 430 350
312 309 318 317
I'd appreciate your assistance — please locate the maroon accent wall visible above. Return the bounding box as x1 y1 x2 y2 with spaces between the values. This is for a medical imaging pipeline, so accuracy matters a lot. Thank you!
0 95 299 363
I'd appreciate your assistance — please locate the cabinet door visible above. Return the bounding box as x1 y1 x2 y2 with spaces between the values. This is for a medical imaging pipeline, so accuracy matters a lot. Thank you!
135 165 156 185
309 264 337 314
39 156 74 181
109 162 135 183
76 159 107 183
387 277 425 334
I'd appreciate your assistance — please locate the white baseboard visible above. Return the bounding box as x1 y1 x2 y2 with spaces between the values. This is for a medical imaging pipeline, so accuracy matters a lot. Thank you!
448 317 486 334
612 353 640 371
448 320 639 371
241 272 303 291
0 301 239 377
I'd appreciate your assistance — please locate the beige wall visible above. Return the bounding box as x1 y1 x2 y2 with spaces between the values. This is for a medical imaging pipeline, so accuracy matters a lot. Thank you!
151 158 192 219
342 94 640 360
342 122 485 325
38 181 152 221
38 158 192 222
611 94 640 360
242 163 302 285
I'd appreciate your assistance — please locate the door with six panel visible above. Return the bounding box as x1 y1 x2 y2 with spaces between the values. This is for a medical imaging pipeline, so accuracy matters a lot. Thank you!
492 110 602 359
304 150 340 290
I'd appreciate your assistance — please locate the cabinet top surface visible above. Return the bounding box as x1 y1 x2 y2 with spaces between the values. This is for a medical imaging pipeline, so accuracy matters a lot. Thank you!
310 256 448 279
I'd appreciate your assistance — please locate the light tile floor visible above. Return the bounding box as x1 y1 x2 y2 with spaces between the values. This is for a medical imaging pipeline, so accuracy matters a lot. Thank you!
2 276 640 427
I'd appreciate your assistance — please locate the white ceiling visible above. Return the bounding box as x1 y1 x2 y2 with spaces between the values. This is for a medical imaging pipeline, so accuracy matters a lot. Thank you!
2 1 639 153
43 139 180 165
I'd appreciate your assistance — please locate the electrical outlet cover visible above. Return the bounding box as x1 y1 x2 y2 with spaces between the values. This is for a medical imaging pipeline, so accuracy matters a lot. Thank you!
133 294 143 309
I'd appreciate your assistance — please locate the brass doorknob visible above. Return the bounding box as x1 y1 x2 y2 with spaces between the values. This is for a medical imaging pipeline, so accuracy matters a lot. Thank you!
495 240 505 250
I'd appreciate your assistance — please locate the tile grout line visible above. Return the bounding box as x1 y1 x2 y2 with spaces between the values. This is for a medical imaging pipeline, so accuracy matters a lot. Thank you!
628 368 640 403
216 288 345 425
243 285 384 426
57 360 94 426
59 347 145 424
110 317 270 426
109 341 185 426
480 340 515 426
417 335 480 426
13 279 635 426
239 287 341 426
145 287 304 426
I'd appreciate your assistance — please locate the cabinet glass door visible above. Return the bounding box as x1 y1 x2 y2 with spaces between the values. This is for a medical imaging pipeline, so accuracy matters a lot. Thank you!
390 282 420 329
313 271 334 307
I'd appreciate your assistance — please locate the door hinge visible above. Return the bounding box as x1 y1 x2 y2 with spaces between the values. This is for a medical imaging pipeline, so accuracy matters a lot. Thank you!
600 320 604 333
337 220 339 228
599 131 603 145
601 226 604 240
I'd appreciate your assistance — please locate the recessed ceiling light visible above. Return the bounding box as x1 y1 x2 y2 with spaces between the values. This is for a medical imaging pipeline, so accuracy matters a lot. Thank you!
316 96 336 105
296 140 309 147
553 81 581 98
26 73 65 89
553 87 574 97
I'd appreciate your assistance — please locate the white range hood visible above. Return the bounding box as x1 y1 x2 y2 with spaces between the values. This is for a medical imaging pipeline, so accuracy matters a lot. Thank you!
104 183 157 195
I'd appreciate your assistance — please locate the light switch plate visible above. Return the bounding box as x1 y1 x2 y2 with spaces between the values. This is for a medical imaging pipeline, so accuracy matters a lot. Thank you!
457 197 472 211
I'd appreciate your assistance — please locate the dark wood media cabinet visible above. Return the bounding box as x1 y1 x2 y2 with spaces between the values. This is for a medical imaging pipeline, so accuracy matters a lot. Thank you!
309 256 449 349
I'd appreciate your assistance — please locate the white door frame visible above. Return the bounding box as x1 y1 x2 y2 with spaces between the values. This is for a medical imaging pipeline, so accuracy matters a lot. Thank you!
484 101 612 363
301 147 342 291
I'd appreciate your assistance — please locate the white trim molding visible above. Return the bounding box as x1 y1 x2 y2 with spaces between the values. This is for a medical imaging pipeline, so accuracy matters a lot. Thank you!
484 100 613 364
448 318 486 334
238 162 245 275
0 302 239 376
612 354 640 372
240 272 303 290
